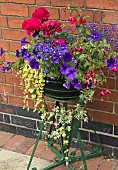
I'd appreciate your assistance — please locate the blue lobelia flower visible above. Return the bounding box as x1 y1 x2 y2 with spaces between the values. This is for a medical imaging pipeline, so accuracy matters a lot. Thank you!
72 78 82 89
88 31 101 41
63 52 72 62
29 59 40 69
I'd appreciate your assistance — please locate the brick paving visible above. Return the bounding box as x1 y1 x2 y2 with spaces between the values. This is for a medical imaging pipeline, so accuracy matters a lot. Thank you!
0 131 118 170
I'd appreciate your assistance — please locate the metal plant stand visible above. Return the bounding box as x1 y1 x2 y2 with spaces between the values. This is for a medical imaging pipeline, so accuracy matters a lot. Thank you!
27 98 102 170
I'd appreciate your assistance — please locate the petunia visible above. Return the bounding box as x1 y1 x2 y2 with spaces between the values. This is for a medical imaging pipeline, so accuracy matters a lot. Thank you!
107 56 116 70
63 81 70 89
65 66 78 80
0 48 5 56
16 50 20 57
72 78 82 89
29 59 40 69
60 64 69 75
53 54 60 64
63 52 72 62
21 37 27 46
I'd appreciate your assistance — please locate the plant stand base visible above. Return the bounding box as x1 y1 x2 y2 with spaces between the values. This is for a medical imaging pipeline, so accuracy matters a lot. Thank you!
27 101 102 170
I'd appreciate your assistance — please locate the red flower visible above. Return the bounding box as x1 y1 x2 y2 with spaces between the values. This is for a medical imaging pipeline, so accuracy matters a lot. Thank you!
80 16 87 24
99 91 104 97
53 38 66 45
42 21 62 37
69 16 78 25
32 7 50 22
22 18 42 35
105 89 111 95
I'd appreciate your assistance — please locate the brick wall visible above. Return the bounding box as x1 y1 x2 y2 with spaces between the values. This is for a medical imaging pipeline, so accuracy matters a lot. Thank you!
0 0 118 157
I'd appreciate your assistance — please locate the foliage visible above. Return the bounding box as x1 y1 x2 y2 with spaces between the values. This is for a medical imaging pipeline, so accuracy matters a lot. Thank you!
0 4 118 159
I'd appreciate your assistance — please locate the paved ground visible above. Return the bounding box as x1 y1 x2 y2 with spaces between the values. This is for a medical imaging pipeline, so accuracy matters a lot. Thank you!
0 131 118 170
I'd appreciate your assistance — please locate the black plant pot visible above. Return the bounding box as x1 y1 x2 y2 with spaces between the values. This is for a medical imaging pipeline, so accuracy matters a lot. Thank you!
44 79 80 100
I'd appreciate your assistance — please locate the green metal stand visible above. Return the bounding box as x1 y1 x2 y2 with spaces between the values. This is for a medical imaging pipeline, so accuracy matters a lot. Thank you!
27 100 102 170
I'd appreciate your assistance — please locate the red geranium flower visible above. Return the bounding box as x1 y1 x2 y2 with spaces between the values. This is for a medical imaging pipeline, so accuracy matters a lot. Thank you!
22 18 42 35
32 7 50 22
42 21 62 37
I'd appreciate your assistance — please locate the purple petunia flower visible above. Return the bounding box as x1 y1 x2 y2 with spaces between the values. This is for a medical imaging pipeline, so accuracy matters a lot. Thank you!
65 66 78 80
63 81 70 89
107 56 116 70
63 52 72 62
0 48 5 56
72 78 82 89
32 31 40 38
60 64 69 75
88 31 101 41
29 59 40 69
1 62 14 73
21 37 27 46
16 50 20 57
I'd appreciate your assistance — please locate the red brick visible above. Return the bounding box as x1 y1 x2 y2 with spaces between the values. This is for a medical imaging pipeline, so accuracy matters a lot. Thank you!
26 140 47 157
9 41 21 51
86 157 103 170
0 93 8 104
5 53 18 62
8 95 24 106
102 11 118 24
86 0 118 10
15 138 36 154
0 73 5 83
115 103 118 114
36 0 51 5
94 10 103 23
3 29 28 41
0 28 2 39
0 16 8 27
7 0 35 4
0 83 14 95
99 159 116 170
0 131 14 147
8 17 24 29
6 74 20 85
14 85 24 96
103 77 116 89
1 4 28 17
52 0 84 7
4 135 26 151
0 53 5 62
116 78 118 90
87 99 113 113
27 99 34 109
93 110 118 125
108 90 118 102
29 6 60 20
40 147 56 161
0 0 6 2
0 40 9 51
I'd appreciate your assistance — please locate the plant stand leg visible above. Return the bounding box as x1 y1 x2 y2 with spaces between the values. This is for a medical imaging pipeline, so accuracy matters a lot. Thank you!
27 120 44 170
75 119 88 170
